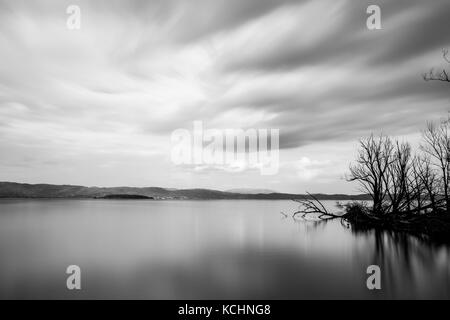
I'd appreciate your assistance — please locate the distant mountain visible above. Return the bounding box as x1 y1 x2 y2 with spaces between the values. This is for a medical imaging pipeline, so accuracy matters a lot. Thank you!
225 188 276 194
96 194 154 200
0 182 371 201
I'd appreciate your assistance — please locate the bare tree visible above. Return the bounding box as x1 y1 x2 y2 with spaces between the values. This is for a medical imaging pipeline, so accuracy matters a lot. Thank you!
383 141 413 214
410 156 426 213
423 49 450 83
349 135 394 215
421 118 450 214
348 132 446 216
294 117 450 221
412 156 439 212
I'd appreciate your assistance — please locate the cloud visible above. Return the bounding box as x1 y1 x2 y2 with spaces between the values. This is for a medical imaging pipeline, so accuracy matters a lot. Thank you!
0 0 448 192
292 157 331 181
224 0 450 71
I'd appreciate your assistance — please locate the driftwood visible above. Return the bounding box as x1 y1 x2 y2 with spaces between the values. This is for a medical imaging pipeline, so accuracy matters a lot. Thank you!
292 193 343 220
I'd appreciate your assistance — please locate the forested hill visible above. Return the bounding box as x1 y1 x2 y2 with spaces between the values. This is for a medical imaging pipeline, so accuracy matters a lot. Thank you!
0 182 371 200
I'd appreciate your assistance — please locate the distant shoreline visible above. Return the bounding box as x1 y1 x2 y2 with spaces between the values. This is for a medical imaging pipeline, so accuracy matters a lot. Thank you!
0 197 365 201
0 181 370 201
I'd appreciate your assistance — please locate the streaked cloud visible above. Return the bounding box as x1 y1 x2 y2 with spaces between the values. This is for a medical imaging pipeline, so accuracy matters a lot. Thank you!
0 0 448 193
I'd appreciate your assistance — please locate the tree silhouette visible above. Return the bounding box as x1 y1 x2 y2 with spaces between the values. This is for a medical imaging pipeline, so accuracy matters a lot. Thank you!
423 49 450 83
421 118 450 214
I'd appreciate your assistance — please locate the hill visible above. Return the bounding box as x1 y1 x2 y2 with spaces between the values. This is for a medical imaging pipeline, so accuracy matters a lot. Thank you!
0 182 371 201
225 188 276 194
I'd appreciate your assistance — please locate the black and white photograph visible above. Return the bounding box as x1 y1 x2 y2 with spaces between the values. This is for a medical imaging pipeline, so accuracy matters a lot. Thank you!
0 0 450 305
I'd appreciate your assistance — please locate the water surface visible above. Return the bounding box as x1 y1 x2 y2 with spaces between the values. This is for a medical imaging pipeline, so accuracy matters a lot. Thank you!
0 199 449 299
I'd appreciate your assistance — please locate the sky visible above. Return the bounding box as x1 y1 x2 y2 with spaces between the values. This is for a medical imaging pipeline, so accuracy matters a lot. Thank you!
0 0 449 194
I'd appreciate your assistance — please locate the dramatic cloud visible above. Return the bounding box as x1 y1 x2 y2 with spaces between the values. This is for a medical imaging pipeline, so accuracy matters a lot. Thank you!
0 0 448 193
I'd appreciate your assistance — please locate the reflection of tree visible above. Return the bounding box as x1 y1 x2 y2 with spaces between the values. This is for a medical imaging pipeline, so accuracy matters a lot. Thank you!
350 224 446 298
285 210 450 298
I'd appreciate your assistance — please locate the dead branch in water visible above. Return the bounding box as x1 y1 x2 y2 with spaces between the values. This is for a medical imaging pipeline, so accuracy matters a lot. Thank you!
292 192 343 220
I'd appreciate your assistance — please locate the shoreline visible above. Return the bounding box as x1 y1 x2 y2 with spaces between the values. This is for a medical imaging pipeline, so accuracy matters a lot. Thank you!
342 207 450 245
0 197 364 201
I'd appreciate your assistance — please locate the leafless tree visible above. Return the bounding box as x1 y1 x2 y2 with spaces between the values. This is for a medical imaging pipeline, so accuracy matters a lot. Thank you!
295 118 449 220
348 126 448 216
421 117 450 214
423 49 450 83
382 141 413 214
348 134 394 215
412 156 439 212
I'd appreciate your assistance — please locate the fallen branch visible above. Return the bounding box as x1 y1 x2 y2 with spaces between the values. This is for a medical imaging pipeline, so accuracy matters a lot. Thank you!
292 192 343 220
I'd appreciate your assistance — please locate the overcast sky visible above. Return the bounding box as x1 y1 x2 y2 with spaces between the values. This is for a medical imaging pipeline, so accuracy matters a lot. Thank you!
0 0 449 193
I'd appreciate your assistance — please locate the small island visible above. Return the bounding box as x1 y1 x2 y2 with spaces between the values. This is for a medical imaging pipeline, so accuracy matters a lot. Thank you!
95 194 154 200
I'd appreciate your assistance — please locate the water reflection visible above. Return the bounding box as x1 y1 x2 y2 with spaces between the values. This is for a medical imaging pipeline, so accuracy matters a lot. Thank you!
0 199 449 299
293 213 450 299
348 225 450 299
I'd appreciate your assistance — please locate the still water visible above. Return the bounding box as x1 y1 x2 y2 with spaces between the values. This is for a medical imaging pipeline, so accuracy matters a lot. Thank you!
0 199 449 299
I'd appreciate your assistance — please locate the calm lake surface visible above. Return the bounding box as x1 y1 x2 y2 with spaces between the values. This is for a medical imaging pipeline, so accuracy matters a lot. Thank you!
0 199 449 299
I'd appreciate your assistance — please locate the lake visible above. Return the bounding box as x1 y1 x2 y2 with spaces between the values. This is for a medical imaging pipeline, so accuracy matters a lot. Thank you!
0 199 449 299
